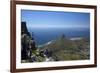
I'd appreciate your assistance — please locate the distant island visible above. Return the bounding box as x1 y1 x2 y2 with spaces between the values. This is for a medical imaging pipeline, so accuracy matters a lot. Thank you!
21 22 90 63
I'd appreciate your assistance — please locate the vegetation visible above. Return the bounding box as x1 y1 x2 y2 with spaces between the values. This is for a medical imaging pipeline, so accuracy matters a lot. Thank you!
21 22 90 63
40 34 90 61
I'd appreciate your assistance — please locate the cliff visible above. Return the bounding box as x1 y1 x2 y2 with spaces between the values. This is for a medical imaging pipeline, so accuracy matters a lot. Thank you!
21 22 30 36
21 22 36 62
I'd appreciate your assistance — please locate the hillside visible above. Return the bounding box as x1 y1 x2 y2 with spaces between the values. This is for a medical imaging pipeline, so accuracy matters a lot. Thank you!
38 35 90 61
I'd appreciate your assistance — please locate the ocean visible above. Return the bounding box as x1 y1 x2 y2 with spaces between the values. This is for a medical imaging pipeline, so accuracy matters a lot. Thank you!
28 28 90 45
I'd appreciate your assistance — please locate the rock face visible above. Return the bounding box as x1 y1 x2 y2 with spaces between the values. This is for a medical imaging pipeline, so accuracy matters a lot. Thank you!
21 22 36 61
21 22 30 36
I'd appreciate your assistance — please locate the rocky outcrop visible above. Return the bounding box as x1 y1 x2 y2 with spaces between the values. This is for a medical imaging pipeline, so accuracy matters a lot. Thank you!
21 22 36 61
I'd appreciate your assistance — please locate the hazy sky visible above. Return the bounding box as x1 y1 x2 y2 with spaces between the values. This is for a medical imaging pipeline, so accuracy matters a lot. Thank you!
21 10 90 29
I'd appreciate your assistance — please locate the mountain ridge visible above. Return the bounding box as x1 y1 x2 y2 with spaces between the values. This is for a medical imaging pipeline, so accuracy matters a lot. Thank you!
38 36 90 61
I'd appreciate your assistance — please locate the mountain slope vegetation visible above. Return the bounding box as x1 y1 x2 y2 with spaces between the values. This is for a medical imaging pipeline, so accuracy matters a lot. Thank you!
39 35 90 61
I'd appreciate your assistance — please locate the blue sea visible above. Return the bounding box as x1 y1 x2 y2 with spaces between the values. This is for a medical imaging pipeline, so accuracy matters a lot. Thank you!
28 28 90 45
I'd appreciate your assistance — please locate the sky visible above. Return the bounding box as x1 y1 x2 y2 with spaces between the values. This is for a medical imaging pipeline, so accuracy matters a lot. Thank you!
21 10 90 29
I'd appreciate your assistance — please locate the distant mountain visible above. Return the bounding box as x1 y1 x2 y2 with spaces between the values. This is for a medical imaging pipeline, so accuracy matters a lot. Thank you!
39 35 90 61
